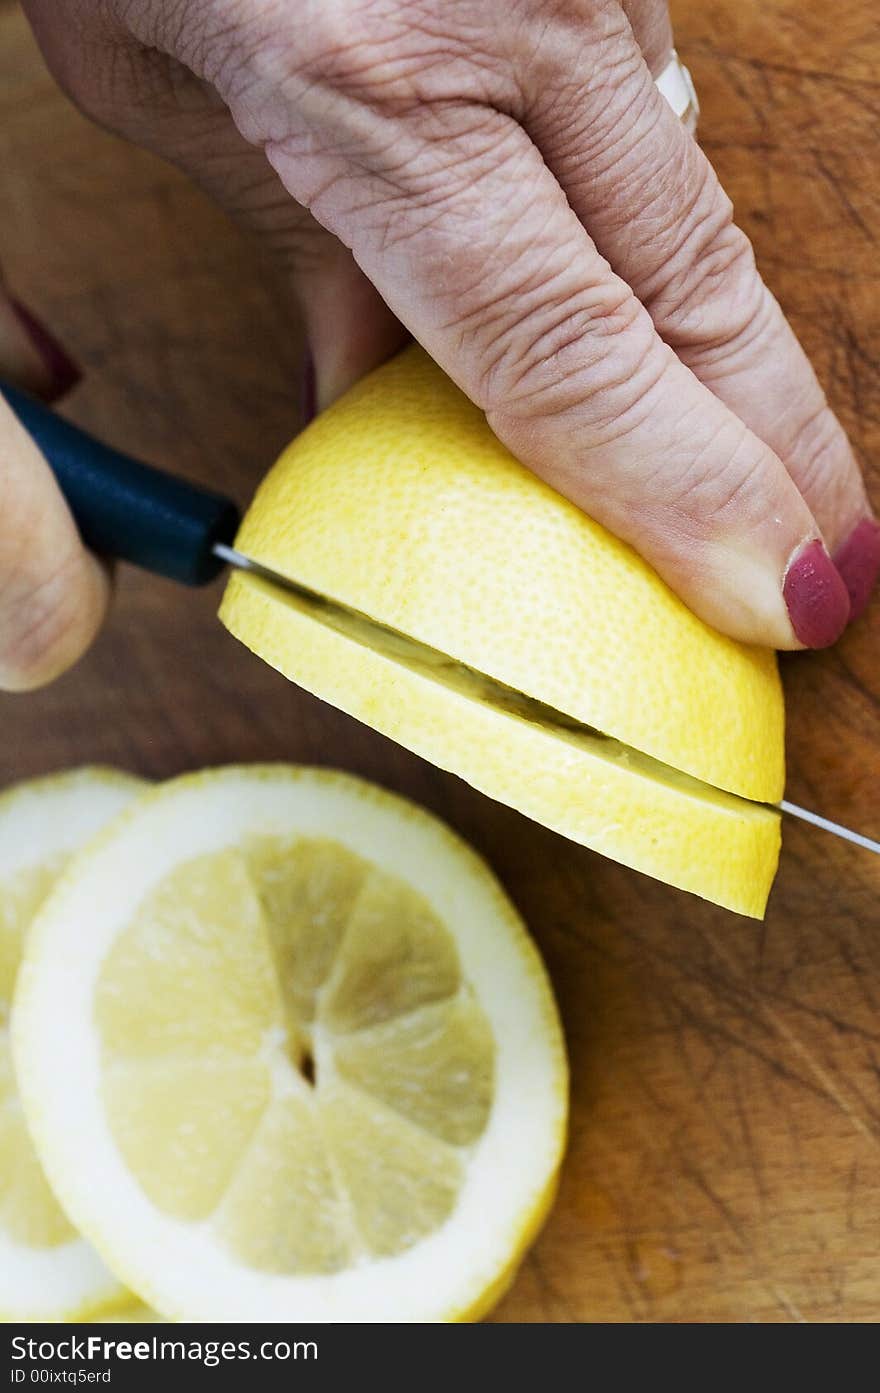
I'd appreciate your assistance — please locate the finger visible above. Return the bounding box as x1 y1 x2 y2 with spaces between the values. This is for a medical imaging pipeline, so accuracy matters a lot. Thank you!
25 1 851 645
250 102 845 647
0 398 108 691
293 236 409 412
518 6 877 612
232 187 407 411
621 0 673 75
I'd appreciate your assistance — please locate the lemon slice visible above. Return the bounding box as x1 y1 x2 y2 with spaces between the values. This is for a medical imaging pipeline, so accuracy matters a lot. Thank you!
14 766 567 1323
220 346 784 918
0 768 145 1321
95 1304 161 1323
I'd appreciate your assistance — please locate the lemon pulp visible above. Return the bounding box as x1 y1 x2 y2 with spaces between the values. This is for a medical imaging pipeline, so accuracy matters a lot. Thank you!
96 837 494 1272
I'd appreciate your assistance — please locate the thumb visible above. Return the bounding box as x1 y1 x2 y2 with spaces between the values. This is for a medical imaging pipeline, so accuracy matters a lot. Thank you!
0 290 107 691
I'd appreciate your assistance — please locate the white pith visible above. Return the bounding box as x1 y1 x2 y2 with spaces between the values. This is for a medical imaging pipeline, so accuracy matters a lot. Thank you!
0 769 144 1319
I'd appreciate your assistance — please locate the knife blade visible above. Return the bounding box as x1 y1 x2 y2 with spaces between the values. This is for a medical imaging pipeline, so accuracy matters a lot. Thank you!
4 381 878 857
213 544 880 855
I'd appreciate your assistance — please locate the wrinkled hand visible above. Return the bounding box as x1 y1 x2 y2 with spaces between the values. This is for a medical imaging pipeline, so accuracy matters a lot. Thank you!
8 0 879 692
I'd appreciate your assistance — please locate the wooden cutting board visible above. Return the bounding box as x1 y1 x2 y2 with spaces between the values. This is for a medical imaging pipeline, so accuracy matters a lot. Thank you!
1 0 877 1322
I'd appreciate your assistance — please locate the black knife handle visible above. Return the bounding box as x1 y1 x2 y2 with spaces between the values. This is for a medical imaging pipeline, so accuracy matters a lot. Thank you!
0 383 240 586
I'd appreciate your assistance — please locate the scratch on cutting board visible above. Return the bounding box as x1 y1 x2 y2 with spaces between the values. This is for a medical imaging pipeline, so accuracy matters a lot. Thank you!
771 1286 808 1323
708 929 880 1147
677 1155 808 1322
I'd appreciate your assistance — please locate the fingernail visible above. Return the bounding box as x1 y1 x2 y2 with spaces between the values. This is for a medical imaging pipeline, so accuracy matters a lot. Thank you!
833 517 880 624
783 539 851 648
301 349 316 427
9 299 82 401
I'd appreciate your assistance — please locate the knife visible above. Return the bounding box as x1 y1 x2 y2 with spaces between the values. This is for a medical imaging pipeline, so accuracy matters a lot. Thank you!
3 381 878 857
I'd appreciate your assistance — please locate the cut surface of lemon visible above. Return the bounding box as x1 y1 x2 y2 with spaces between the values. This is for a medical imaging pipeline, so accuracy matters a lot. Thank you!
0 768 145 1321
220 347 783 918
14 766 567 1323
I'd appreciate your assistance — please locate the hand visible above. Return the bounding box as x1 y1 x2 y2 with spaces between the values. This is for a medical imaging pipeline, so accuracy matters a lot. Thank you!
0 279 108 689
10 0 879 696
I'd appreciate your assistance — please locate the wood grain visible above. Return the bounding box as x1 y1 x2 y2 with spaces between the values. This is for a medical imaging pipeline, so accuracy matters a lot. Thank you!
0 0 878 1322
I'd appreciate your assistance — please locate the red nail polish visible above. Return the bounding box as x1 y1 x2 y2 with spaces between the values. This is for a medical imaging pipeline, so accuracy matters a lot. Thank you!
833 517 880 624
783 539 851 648
301 351 316 427
10 299 82 401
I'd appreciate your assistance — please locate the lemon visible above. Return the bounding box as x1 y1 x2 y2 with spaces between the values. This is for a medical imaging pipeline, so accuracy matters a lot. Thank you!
94 1304 160 1323
0 768 144 1321
14 766 567 1323
220 347 784 918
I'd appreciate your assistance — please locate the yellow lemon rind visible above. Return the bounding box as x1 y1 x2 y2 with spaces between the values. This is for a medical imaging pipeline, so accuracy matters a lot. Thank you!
220 578 781 919
234 347 785 804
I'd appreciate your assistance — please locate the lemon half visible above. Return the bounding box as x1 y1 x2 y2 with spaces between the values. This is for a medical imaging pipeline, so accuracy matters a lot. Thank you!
0 768 144 1321
14 766 567 1323
221 347 784 917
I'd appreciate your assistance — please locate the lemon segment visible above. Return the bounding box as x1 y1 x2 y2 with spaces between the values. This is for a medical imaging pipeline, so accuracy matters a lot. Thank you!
228 346 784 804
334 995 494 1145
0 768 145 1322
95 850 284 1063
14 766 567 1323
212 1093 355 1275
245 835 366 1024
319 1081 463 1257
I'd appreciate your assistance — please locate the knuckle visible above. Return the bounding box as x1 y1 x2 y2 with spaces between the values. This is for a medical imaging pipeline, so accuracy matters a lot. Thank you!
372 110 521 238
293 3 505 112
519 2 635 102
581 28 649 118
285 5 383 90
646 173 769 359
473 269 660 435
523 8 651 162
202 2 506 147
